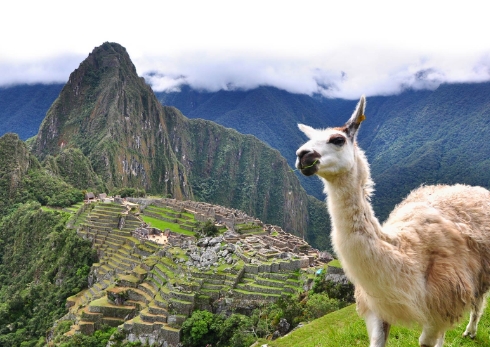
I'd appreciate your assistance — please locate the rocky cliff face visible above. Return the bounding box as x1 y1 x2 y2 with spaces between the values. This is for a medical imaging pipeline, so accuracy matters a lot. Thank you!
31 42 320 236
0 133 38 208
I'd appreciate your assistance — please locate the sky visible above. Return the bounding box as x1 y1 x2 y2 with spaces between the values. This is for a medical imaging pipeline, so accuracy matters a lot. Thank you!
1 0 490 99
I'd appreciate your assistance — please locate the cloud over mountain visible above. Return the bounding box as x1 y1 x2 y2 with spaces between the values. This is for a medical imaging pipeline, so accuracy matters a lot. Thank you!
1 48 489 99
139 49 490 99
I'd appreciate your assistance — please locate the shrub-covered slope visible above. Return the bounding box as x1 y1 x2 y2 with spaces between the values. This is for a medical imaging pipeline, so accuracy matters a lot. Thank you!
0 202 96 347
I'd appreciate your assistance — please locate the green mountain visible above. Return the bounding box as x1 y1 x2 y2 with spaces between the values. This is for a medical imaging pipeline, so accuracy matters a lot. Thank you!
157 83 490 221
156 85 339 200
0 133 86 213
4 75 490 227
30 42 327 247
0 133 96 346
357 85 490 219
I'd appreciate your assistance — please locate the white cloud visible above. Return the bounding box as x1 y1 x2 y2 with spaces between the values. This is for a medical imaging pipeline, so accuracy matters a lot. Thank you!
137 49 490 99
0 55 83 86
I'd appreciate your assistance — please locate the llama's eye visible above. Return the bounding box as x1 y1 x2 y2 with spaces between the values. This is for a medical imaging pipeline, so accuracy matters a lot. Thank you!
329 135 346 146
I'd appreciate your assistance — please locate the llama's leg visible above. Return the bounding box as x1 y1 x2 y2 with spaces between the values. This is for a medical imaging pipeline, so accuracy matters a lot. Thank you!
419 327 445 347
435 333 445 347
365 311 390 347
463 294 487 338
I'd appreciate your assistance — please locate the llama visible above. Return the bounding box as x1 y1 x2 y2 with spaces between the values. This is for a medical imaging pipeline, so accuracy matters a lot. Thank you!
295 96 490 347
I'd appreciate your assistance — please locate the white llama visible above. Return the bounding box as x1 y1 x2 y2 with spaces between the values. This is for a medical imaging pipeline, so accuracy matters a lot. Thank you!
295 96 490 347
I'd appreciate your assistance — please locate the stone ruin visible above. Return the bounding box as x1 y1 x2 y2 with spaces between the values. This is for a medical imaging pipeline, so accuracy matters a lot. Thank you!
186 235 237 270
223 225 333 269
128 197 334 270
132 223 167 245
158 198 262 231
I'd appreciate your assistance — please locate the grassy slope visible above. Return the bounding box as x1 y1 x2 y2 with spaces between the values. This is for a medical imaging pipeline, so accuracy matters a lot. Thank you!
257 298 490 347
141 215 196 236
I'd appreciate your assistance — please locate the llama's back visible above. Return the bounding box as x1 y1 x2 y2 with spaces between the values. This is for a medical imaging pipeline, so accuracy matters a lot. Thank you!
388 184 490 237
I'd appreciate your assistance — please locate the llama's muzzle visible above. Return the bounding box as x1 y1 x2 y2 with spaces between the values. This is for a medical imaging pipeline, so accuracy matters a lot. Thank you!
296 150 320 176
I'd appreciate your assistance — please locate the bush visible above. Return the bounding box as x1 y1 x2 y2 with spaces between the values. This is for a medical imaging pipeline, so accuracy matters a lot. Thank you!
182 311 257 347
198 219 219 237
312 273 355 303
304 293 342 321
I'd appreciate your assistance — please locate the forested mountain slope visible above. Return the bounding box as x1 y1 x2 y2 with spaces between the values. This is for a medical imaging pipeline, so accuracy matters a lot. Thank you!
158 83 490 220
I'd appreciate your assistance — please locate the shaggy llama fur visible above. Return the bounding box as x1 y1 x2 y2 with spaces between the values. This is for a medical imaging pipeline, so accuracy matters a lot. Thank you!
295 96 490 347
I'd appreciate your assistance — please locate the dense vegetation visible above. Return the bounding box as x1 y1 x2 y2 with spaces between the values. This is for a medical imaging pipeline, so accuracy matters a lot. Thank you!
0 202 96 347
0 133 98 346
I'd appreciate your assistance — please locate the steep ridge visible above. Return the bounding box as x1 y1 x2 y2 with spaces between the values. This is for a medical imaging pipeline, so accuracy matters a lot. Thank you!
0 133 84 214
157 86 342 200
0 133 36 208
31 42 323 238
43 147 106 192
33 43 190 199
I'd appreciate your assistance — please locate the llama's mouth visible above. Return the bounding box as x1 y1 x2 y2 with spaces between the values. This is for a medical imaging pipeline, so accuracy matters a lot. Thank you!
299 162 319 176
296 152 320 176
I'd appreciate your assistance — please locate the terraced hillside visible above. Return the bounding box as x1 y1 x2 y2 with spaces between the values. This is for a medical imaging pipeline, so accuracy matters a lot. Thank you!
59 200 326 346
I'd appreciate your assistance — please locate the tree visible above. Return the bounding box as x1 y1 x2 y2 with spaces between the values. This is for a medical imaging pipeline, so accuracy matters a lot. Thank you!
181 310 223 347
198 219 219 237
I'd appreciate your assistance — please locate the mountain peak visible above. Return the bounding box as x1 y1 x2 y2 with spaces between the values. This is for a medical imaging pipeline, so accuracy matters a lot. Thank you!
32 42 189 197
75 42 137 81
33 42 148 157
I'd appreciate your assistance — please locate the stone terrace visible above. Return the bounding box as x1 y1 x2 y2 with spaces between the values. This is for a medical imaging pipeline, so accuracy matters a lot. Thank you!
62 199 331 346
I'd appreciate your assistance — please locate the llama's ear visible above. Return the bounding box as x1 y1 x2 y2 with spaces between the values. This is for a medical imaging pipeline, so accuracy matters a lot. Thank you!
298 124 317 139
345 95 366 139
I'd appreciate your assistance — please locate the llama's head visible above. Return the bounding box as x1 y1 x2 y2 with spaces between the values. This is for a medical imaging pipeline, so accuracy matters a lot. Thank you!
295 96 366 179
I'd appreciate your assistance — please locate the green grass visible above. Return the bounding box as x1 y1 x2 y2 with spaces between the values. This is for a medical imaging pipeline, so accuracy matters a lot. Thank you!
155 263 175 280
256 299 490 347
41 206 62 212
327 259 342 268
141 215 196 236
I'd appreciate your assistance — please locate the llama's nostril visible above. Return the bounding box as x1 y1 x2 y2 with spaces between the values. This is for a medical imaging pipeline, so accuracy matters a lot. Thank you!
297 150 311 160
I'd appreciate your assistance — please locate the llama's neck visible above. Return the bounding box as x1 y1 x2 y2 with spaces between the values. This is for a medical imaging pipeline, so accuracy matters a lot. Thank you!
321 150 383 239
319 150 400 290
